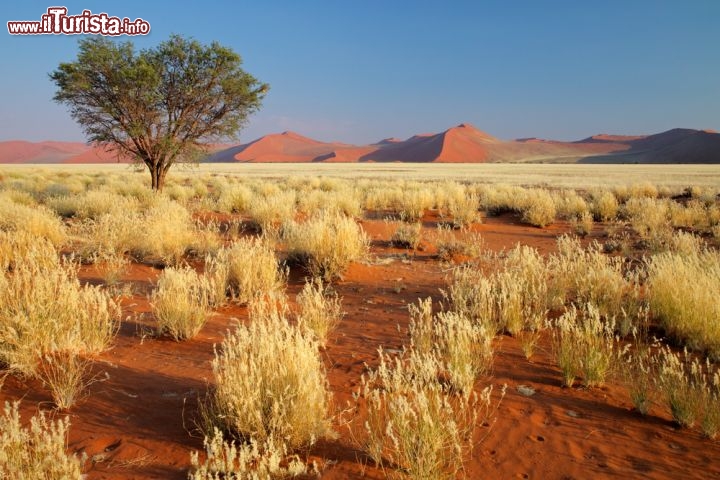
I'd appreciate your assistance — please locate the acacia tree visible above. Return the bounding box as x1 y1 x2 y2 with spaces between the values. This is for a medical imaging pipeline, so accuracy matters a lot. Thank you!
50 35 267 190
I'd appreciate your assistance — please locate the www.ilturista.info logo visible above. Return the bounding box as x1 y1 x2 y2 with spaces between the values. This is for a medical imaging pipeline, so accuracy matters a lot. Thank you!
7 7 150 35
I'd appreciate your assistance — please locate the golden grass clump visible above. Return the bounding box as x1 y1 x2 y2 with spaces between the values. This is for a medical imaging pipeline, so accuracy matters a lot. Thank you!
361 347 500 479
623 197 671 241
207 237 285 305
151 266 215 341
46 190 138 219
409 298 494 394
297 188 363 218
390 220 423 250
444 245 549 335
570 211 594 238
591 190 619 221
284 211 369 281
656 347 719 432
189 428 310 480
0 401 84 478
75 197 216 265
247 190 297 235
296 277 343 348
37 351 95 410
520 189 557 227
0 239 118 377
214 183 253 214
447 192 479 228
435 225 484 260
553 305 617 388
647 244 720 358
128 197 203 264
550 236 638 326
0 196 66 247
206 296 333 451
554 190 590 220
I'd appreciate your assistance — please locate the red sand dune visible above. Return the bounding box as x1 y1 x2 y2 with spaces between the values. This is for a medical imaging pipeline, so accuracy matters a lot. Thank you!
3 125 720 164
0 140 89 163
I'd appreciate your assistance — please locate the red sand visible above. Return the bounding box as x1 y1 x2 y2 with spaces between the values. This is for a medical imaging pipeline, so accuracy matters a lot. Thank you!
2 213 719 479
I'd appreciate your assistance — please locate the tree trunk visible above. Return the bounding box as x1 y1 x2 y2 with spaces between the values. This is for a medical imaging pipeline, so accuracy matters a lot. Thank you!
150 165 166 191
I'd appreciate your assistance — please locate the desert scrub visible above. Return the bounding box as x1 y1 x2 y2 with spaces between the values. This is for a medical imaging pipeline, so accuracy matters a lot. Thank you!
409 298 494 395
435 225 484 260
247 190 297 235
296 277 343 348
151 266 214 341
0 240 118 376
214 183 253 214
590 190 619 221
37 350 94 410
207 237 285 305
361 348 501 479
554 190 589 220
74 197 209 265
0 402 84 479
390 220 423 250
623 197 671 242
284 211 369 281
520 189 557 227
0 196 66 247
619 345 656 415
550 236 638 323
189 428 311 480
447 192 479 228
656 348 720 436
647 245 720 357
128 198 202 264
95 252 131 287
206 297 332 450
553 306 617 388
297 188 363 218
46 190 138 219
396 188 434 222
444 245 549 335
570 211 594 238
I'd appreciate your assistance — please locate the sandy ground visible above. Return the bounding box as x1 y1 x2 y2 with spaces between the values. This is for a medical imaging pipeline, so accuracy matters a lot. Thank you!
2 212 720 479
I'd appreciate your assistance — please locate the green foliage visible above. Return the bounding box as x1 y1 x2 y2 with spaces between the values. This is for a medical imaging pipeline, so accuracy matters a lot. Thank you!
50 35 268 190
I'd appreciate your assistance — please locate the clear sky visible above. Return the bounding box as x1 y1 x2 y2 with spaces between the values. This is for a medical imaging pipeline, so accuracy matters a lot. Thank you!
1 1 719 144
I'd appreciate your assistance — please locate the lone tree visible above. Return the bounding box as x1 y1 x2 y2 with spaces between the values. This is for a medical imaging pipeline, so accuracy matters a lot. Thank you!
50 35 267 190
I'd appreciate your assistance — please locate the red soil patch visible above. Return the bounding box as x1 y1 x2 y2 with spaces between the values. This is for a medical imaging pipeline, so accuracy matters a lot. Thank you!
2 213 720 479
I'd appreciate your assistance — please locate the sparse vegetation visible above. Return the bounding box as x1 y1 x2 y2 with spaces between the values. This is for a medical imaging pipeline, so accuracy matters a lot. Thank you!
361 347 499 480
0 401 84 478
151 266 215 341
648 242 720 358
1 167 720 478
205 296 332 450
284 211 369 280
296 277 343 348
207 237 285 305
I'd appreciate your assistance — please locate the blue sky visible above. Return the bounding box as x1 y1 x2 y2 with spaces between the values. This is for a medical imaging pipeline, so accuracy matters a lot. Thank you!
1 1 719 144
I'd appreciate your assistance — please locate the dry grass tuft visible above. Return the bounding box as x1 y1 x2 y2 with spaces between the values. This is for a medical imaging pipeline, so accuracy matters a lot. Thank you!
648 244 720 358
151 266 215 341
296 277 343 348
0 401 85 478
284 211 369 281
207 237 285 305
0 240 118 377
205 295 333 451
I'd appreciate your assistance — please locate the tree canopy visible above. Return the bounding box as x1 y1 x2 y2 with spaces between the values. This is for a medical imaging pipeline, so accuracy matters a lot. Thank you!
50 35 268 190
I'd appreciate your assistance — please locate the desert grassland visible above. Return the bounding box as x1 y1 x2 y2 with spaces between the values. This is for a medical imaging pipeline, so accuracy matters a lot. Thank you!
1 163 720 479
4 162 720 188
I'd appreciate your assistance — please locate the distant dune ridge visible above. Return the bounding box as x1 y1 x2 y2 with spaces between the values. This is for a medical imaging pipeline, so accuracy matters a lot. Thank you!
2 124 719 164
